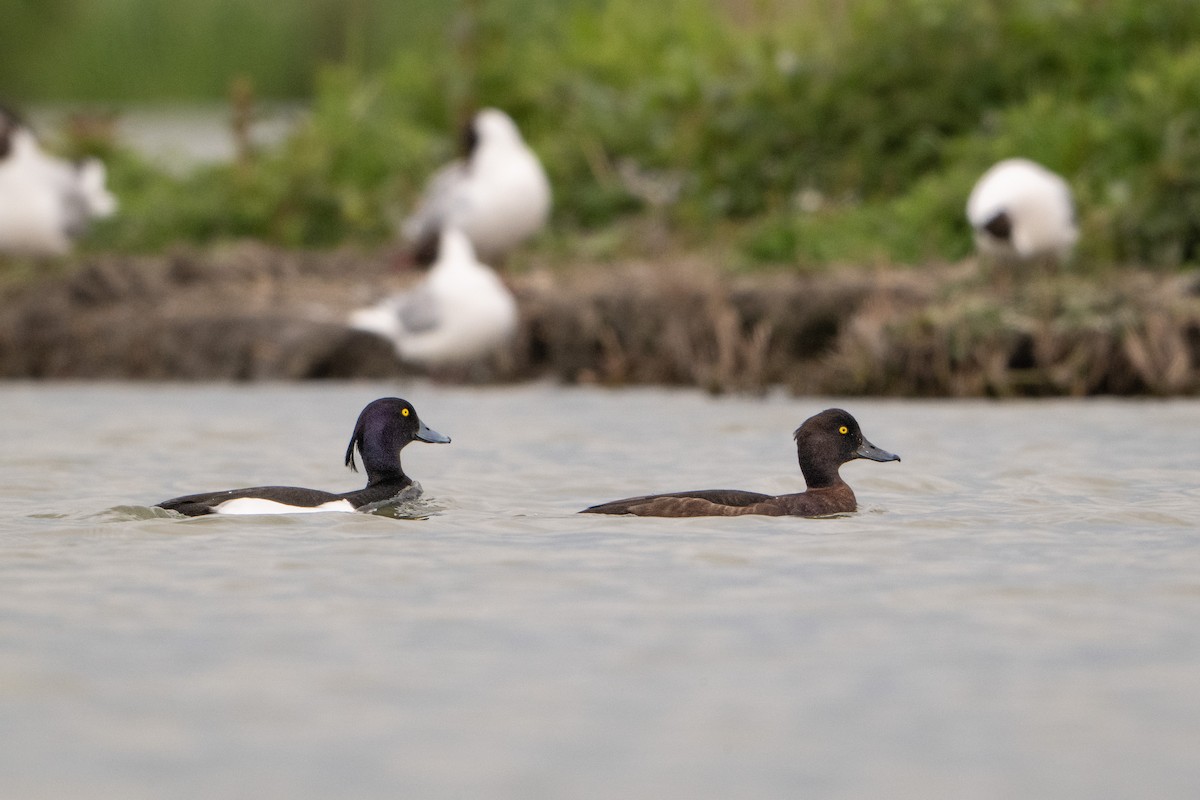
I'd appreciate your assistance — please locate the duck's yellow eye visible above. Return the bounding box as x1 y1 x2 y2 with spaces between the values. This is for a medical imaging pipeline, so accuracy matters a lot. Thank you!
401 408 410 417
838 425 848 434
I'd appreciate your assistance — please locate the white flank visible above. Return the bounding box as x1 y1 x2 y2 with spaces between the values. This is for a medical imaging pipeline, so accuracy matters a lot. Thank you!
213 497 356 515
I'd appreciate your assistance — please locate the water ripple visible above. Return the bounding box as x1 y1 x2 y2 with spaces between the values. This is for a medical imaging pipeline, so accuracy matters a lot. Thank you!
1 386 1199 799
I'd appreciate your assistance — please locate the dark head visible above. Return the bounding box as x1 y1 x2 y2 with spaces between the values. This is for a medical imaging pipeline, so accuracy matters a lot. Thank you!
344 398 450 484
464 108 523 158
793 408 899 489
982 210 1013 242
459 115 481 159
411 230 441 267
0 105 23 160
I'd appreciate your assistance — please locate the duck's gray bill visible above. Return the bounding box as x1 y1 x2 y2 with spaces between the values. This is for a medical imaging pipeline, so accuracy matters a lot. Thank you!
856 439 900 462
416 420 451 444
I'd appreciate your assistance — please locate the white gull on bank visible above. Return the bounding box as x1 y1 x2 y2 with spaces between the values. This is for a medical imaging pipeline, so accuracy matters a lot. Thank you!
403 108 550 265
350 228 518 369
966 157 1077 264
0 108 117 257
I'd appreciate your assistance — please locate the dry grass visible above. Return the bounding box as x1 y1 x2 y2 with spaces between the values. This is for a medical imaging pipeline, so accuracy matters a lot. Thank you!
2 245 1199 396
819 267 1200 397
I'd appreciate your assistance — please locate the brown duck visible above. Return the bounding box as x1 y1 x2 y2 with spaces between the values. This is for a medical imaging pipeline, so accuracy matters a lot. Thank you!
581 408 900 518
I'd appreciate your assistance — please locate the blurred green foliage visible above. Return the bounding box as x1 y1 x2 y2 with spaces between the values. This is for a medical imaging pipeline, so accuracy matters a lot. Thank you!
10 0 1200 267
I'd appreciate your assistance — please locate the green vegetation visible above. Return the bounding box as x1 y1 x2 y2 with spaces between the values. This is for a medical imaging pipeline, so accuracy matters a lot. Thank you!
10 0 1200 268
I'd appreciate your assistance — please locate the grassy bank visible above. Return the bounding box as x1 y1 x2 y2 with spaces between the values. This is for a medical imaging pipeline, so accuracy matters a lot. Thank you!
521 262 1200 396
12 0 1200 270
2 245 1198 395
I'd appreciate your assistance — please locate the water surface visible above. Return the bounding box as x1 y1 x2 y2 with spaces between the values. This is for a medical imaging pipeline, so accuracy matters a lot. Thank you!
2 383 1199 799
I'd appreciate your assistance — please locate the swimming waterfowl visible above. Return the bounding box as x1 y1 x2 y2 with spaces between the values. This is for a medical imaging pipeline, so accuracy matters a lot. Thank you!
0 107 117 257
349 228 518 369
403 108 550 265
966 158 1077 264
156 398 450 516
581 409 899 518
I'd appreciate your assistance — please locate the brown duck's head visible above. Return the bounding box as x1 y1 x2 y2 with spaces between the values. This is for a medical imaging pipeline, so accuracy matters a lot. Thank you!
794 408 900 489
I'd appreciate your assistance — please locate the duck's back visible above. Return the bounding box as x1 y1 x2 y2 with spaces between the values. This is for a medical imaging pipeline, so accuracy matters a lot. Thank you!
581 485 857 518
159 485 351 516
583 489 777 517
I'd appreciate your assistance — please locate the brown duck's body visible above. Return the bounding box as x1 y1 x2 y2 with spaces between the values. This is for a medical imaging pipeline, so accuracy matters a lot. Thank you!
582 486 859 517
581 409 898 519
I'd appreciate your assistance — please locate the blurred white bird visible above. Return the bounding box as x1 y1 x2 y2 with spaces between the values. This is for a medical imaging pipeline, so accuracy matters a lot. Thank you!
0 108 117 257
403 108 550 265
966 158 1077 264
350 228 518 369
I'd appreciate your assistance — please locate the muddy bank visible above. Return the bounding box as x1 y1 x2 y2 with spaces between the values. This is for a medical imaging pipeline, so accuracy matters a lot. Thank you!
2 244 1199 396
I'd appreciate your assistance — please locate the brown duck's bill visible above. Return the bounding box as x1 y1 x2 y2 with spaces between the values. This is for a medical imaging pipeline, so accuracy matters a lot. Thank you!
856 439 900 462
